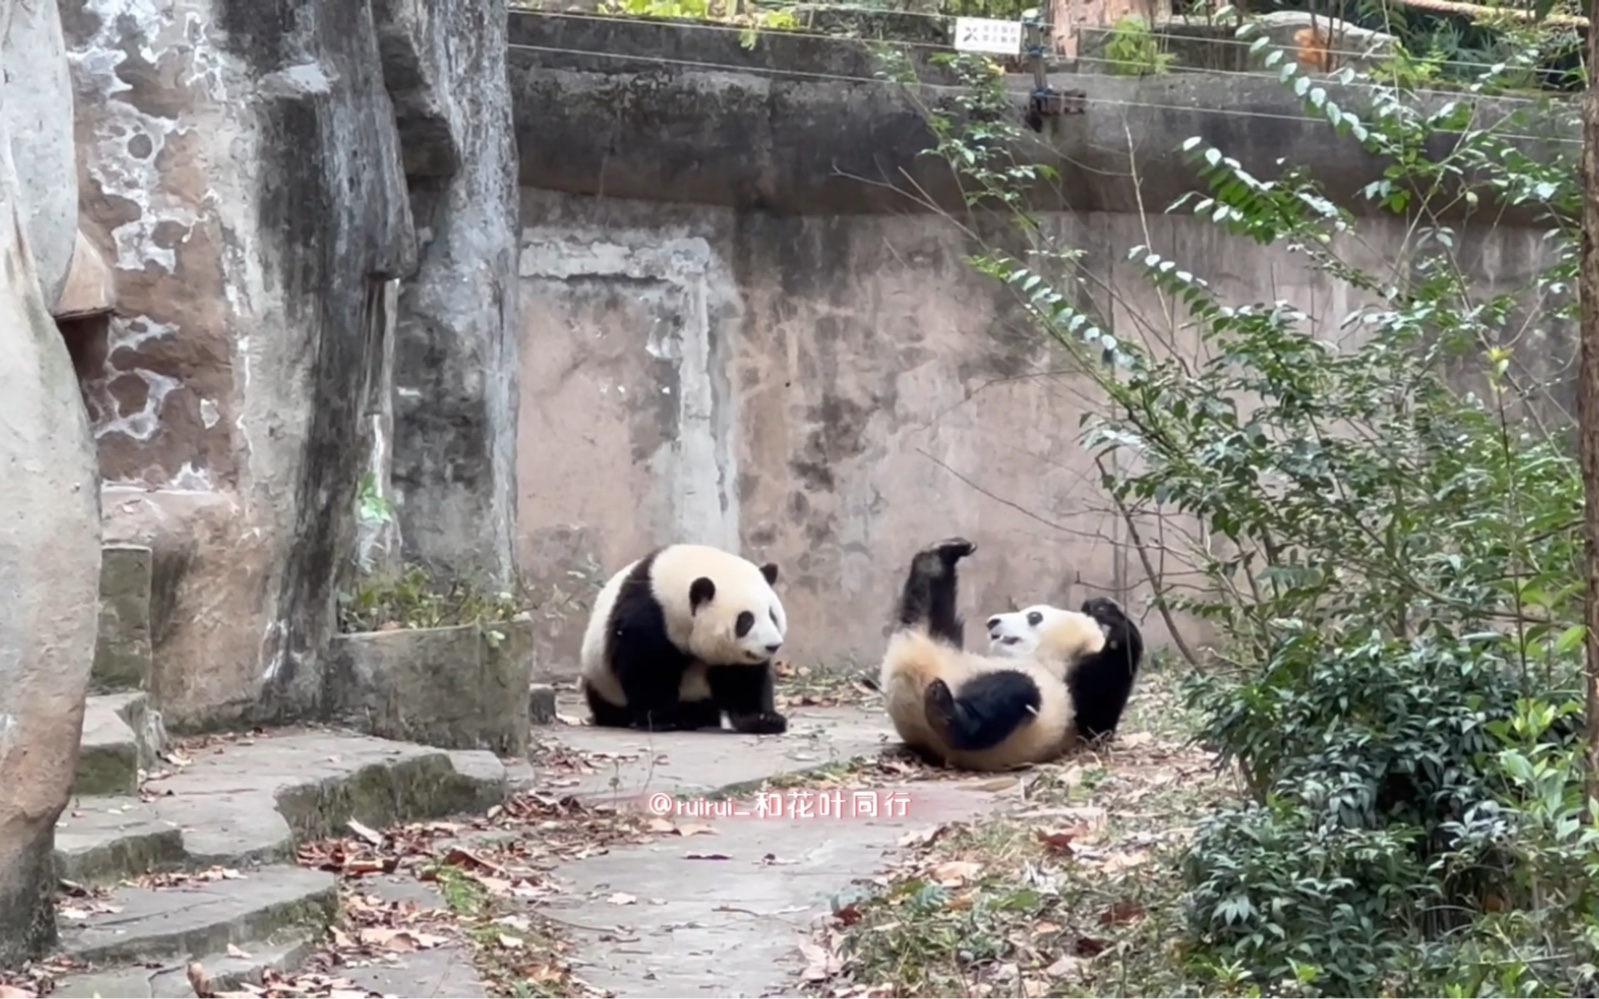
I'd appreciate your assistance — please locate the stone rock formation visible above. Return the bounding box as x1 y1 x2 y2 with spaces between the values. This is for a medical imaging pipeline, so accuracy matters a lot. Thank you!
0 0 104 962
64 0 520 728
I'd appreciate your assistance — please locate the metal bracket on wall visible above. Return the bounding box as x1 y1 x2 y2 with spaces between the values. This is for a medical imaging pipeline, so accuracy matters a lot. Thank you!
1020 8 1087 130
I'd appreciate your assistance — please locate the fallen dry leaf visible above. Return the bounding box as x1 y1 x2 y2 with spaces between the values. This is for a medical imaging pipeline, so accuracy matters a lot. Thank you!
1034 827 1083 856
347 818 384 846
607 892 637 905
1099 900 1147 926
674 823 717 837
225 942 250 959
684 852 731 861
928 860 982 887
1073 935 1109 958
498 933 525 949
1099 850 1152 873
798 938 843 982
835 903 863 926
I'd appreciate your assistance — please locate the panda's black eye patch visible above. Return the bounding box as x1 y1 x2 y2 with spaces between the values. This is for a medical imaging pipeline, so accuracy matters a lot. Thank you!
736 611 755 637
1026 611 1043 626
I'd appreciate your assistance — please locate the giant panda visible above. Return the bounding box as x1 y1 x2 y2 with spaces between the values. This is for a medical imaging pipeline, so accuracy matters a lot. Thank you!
986 595 1145 742
876 537 1108 771
579 543 789 735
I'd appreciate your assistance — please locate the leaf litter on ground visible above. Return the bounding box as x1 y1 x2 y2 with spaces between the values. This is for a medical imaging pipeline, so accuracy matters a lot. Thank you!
798 714 1230 999
265 751 716 998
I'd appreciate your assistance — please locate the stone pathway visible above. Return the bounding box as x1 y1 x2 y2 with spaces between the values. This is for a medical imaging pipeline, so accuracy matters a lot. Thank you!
519 694 1016 997
41 690 1014 999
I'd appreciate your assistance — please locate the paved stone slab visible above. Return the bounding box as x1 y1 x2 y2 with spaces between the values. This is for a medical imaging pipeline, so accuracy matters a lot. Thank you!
56 729 514 885
74 695 142 796
53 933 315 998
528 697 1014 997
544 780 1011 996
57 865 336 965
539 695 893 802
342 943 488 996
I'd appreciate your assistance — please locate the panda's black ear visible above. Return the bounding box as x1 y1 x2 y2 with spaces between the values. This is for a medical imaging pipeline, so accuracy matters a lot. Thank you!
689 577 717 612
759 562 779 586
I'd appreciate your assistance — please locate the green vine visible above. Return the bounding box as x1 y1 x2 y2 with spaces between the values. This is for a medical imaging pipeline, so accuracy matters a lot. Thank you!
598 0 799 48
1103 14 1175 75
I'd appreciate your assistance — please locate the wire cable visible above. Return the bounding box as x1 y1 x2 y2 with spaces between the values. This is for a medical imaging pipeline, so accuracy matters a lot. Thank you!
505 31 1582 145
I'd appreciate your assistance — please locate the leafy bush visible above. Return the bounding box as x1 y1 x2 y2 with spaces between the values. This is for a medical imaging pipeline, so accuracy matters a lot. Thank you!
878 23 1594 997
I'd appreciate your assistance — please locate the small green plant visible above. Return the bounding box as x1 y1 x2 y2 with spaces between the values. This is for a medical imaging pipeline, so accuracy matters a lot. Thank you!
336 563 526 647
600 0 798 48
1103 15 1175 75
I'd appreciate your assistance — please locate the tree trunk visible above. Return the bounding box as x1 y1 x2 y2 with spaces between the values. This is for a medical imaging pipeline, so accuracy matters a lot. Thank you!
1581 0 1599 803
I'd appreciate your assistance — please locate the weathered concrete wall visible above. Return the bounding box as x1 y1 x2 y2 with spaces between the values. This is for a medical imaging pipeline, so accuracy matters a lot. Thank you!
378 0 521 586
507 12 1575 225
0 0 103 961
63 0 517 729
507 12 1572 675
516 194 1565 675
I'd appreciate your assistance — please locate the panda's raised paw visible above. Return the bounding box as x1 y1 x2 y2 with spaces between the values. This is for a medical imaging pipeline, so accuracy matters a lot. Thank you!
729 711 789 736
921 537 976 563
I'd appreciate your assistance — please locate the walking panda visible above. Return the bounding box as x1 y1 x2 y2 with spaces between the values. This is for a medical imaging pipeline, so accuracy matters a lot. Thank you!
986 595 1144 742
579 543 789 735
877 538 1107 771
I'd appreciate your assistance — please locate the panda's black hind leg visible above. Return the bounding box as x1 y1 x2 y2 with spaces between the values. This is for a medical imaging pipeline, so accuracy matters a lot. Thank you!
897 537 977 647
924 670 1043 751
709 664 788 735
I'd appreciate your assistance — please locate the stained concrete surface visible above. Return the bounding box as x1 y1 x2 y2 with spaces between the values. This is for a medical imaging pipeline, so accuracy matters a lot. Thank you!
538 694 897 803
524 696 1012 998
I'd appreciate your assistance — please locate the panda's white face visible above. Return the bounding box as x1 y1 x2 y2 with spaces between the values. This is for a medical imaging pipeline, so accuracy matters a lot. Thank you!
986 605 1067 658
688 574 787 666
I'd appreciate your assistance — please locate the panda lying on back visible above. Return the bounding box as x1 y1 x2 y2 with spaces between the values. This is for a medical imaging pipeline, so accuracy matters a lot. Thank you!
579 543 789 735
877 538 1108 771
986 595 1144 742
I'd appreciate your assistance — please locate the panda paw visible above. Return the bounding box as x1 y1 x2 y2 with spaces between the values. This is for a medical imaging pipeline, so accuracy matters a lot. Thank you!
730 711 788 736
922 537 977 563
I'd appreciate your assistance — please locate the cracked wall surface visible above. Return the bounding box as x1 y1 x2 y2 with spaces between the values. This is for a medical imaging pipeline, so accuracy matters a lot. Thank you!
63 0 518 728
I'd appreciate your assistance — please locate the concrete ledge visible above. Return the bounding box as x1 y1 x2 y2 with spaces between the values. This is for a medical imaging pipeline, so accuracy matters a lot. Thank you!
53 932 316 998
54 729 514 886
56 865 335 966
327 616 536 755
73 693 165 797
51 228 115 320
508 9 1576 225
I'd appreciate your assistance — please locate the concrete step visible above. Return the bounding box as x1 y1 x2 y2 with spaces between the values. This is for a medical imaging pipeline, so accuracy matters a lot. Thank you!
56 864 333 968
74 692 165 797
55 727 528 887
53 931 316 998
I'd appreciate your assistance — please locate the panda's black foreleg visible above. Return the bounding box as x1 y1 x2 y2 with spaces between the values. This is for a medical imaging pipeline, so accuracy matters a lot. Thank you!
613 642 700 733
708 664 788 735
897 537 977 647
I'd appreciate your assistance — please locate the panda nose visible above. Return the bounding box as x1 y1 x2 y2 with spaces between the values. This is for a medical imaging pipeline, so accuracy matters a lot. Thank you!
766 642 782 654
986 617 1001 630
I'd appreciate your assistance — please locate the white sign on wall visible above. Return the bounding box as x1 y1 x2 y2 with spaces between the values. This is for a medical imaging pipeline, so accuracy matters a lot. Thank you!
952 16 1024 56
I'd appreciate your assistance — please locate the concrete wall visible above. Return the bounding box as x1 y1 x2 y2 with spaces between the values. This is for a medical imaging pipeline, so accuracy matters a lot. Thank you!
508 11 1575 676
